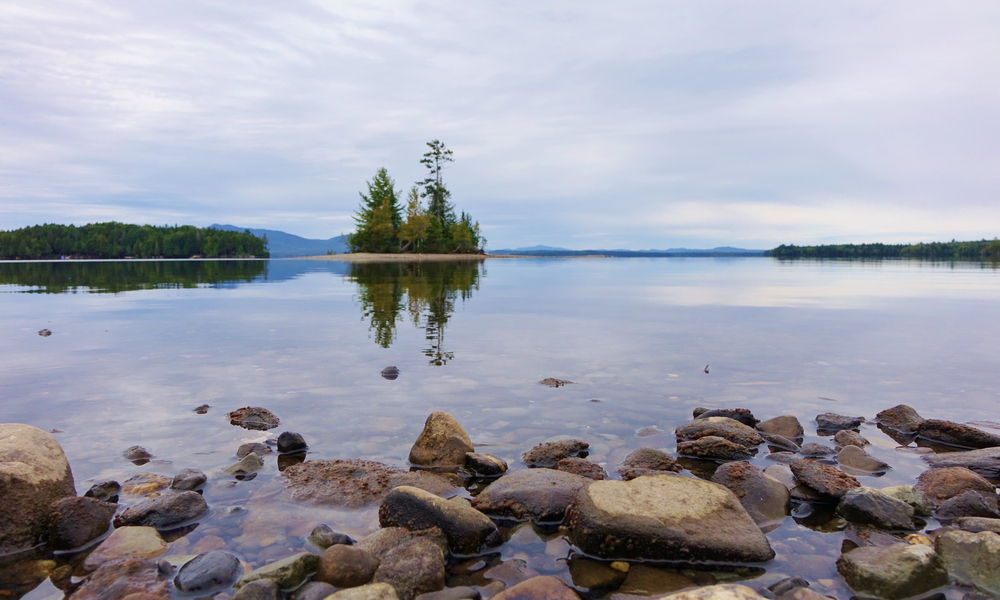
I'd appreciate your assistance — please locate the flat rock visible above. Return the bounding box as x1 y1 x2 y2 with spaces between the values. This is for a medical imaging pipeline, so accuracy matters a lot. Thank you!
917 420 1000 449
616 448 680 481
756 416 804 439
171 468 207 491
465 452 508 477
471 468 590 523
789 460 860 501
761 433 800 452
82 526 168 572
677 436 754 461
934 530 1000 596
694 408 759 428
225 452 265 475
113 490 208 529
815 413 864 433
539 378 573 388
837 488 916 530
711 461 790 529
174 550 241 593
236 552 320 590
954 517 1000 534
491 575 581 600
675 417 764 447
836 543 948 600
923 447 1000 480
409 412 474 468
555 457 606 480
379 485 499 554
655 584 769 600
328 583 400 600
837 445 891 473
48 496 116 550
316 544 379 587
69 558 171 600
799 443 836 457
238 442 272 459
522 439 589 468
565 475 775 562
373 537 446 600
835 430 870 448
121 473 171 496
936 491 1000 522
228 406 280 431
282 459 459 507
842 523 907 551
876 405 925 433
914 467 995 505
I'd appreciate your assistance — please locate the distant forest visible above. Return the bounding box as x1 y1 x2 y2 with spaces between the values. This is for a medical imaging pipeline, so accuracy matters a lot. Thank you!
767 239 1000 261
0 222 269 260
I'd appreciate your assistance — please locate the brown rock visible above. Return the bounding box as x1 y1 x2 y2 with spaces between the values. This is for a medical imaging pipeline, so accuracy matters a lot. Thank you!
694 408 759 428
521 440 589 468
789 460 860 500
356 528 449 562
935 491 1000 522
675 417 765 447
876 405 925 433
228 407 280 431
471 469 589 522
121 473 171 496
81 526 168 573
408 412 474 468
48 496 116 550
711 461 790 528
491 575 581 600
917 420 1000 449
555 458 605 480
835 430 870 448
914 467 995 506
68 558 170 600
282 459 459 507
677 436 754 460
837 445 891 473
756 416 804 439
316 545 380 588
616 448 680 481
373 538 446 600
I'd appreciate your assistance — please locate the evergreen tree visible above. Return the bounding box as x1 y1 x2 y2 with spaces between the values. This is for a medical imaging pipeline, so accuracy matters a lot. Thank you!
419 140 455 226
399 186 430 252
349 168 402 253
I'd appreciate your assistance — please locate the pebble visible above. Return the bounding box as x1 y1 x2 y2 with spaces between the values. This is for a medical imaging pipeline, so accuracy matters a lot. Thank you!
277 431 308 453
226 452 265 475
171 468 208 491
238 442 272 459
84 479 121 502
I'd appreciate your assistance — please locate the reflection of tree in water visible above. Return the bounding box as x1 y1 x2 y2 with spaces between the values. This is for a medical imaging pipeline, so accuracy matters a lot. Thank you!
0 260 268 294
349 261 482 365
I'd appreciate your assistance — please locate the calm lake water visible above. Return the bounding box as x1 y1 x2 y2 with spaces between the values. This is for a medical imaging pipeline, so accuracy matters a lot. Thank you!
3 257 1000 599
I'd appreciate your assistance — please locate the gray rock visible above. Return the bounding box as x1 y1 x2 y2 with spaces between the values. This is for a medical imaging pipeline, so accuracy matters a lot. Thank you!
914 467 995 506
936 491 1000 522
409 412 474 468
836 543 948 600
761 433 800 452
277 432 307 453
790 460 860 501
876 405 925 433
491 575 581 600
232 580 280 600
328 583 400 600
236 552 320 590
308 524 355 549
923 447 1000 480
373 538 446 600
294 581 338 600
565 475 774 562
522 439 589 468
171 468 207 491
471 468 590 523
816 413 864 433
799 443 836 457
917 420 1000 449
225 452 265 476
555 457 606 480
836 488 916 530
316 544 379 587
837 445 891 473
84 480 120 502
954 517 1000 534
381 366 400 380
174 550 241 593
48 496 116 550
842 523 907 551
934 530 1000 596
379 485 499 554
416 587 481 600
675 417 765 448
880 486 934 517
677 436 755 460
694 408 759 428
464 453 507 477
835 430 870 448
68 557 171 600
763 464 796 490
711 461 790 529
0 423 77 555
756 416 805 439
113 491 208 529
356 528 449 562
122 445 153 462
238 442 272 459
616 448 680 480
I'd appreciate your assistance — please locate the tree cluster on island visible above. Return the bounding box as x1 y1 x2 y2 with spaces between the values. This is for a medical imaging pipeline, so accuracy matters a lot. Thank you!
767 238 1000 261
349 141 485 254
0 223 269 260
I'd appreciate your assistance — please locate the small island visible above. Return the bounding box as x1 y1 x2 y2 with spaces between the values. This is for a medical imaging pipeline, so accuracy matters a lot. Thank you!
767 238 1000 261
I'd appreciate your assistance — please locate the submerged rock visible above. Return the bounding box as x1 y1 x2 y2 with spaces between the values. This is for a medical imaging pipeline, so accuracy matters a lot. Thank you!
815 413 864 433
522 439 589 467
836 544 948 600
790 460 860 501
761 433 800 452
409 412 475 468
82 526 168 572
70 558 171 600
836 488 916 530
710 461 789 528
656 585 769 600
917 419 1000 449
491 575 580 600
329 583 400 600
228 406 280 431
756 415 805 439
694 408 759 428
876 405 925 433
236 552 320 590
379 486 499 554
676 417 765 448
113 491 208 529
923 447 1000 480
122 473 171 496
616 447 680 480
914 467 995 505
283 459 459 507
555 457 606 480
471 468 589 523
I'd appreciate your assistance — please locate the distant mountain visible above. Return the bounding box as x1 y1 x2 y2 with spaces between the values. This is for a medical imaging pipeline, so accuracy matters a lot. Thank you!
497 245 570 252
210 224 349 258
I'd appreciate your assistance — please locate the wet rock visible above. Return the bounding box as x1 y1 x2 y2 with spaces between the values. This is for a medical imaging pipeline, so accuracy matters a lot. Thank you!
555 457 606 480
917 419 1000 450
676 417 765 448
277 432 307 453
616 447 680 480
238 442 272 459
954 517 1000 534
761 433 800 452
837 445 891 473
283 459 460 507
484 558 539 587
914 467 995 505
82 526 168 572
923 447 1000 480
757 415 805 439
236 552 320 590
122 473 171 496
123 445 153 464
765 452 799 464
329 583 400 600
656 585 769 600
48 496 116 550
373 537 446 600
789 460 860 501
171 468 207 491
934 530 1000 596
565 475 774 562
522 439 589 468
228 406 280 431
694 408 759 428
309 524 355 549
38 328 52 337
842 523 906 551
226 452 265 475
762 464 796 489
0 423 77 555
174 550 241 593
936 491 1000 522
567 556 627 596
356 528 449 562
471 468 590 523
835 430 870 448
836 543 948 600
113 490 208 529
492 575 581 600
295 581 338 600
881 486 934 517
539 378 573 388
194 404 211 414
382 366 401 380
677 436 754 461
876 405 925 433
416 587 481 600
799 443 836 457
379 486 499 554
465 453 508 477
316 544 380 587
836 488 916 530
70 558 171 600
84 480 120 502
815 413 864 433
409 412 475 468
711 461 790 528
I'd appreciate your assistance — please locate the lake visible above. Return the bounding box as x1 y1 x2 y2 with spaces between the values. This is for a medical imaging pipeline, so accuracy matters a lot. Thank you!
3 257 1000 599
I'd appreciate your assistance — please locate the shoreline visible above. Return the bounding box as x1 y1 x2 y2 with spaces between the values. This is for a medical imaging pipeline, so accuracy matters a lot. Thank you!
293 253 525 262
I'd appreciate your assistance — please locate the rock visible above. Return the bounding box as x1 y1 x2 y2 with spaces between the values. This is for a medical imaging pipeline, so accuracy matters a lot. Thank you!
171 468 207 491
799 443 836 457
914 467 995 505
121 473 171 496
756 416 805 439
38 328 52 337
836 543 948 600
539 378 573 387
837 445 891 473
676 417 765 448
836 488 916 530
761 433 800 452
283 459 460 507
936 491 1000 522
84 480 121 502
69 558 171 600
923 447 1000 480
82 526 168 572
174 550 241 593
316 544 380 587
565 475 774 562
416 587 481 600
934 530 1000 596
379 486 499 554
465 453 508 477
328 583 400 600
238 442 272 459
815 413 864 433
228 406 280 431
0 423 77 555
491 575 581 600
277 432 307 453
194 404 211 414
225 452 265 475
232 579 281 600
677 436 754 460
237 552 320 590
876 405 925 433
373 537 446 600
279 452 306 471
48 496 116 550
113 491 208 529
122 445 153 462
309 524 355 549
762 464 796 489
880 486 934 517
917 420 1000 449
767 576 811 599
382 366 401 380
522 439 589 468
954 517 1000 534
295 581 339 600
694 408 759 428
408 412 475 468
842 523 907 551
711 461 790 528
567 556 627 595
616 448 680 480
484 558 539 587
356 528 449 562
470 468 590 523
790 460 860 501
655 585 769 600
835 430 870 448
555 457 606 480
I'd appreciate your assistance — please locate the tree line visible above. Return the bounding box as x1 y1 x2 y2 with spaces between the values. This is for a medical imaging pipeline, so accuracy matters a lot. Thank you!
767 239 1000 261
349 141 485 254
0 259 267 293
0 222 269 260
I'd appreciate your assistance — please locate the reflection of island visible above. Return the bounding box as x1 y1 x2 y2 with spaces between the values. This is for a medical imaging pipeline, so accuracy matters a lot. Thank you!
349 261 483 365
0 260 268 294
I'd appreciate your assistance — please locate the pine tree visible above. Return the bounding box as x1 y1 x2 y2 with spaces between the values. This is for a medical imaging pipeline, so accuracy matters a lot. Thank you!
349 168 402 253
419 140 455 226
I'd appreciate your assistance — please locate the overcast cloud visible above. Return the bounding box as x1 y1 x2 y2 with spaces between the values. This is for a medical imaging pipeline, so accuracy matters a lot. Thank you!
1 1 998 249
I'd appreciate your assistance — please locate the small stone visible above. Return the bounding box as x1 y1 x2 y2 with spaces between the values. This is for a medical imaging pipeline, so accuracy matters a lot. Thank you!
790 460 860 501
757 416 805 439
677 436 754 460
381 366 401 380
914 467 995 505
836 544 948 600
555 457 606 480
617 447 680 480
308 524 355 549
174 550 241 593
238 442 272 459
277 432 307 453
799 443 836 457
123 445 154 461
522 439 589 468
228 406 280 431
408 411 475 468
84 480 121 502
38 329 52 337
226 452 265 475
236 552 320 590
373 538 446 600
464 452 508 477
113 491 208 529
231 579 280 600
694 408 759 428
539 378 573 387
121 473 171 496
48 496 117 550
328 583 400 600
82 526 168 572
316 544 380 587
294 581 338 600
837 445 891 473
171 468 207 491
876 405 925 433
816 413 864 433
835 430 870 448
194 404 210 414
836 488 916 530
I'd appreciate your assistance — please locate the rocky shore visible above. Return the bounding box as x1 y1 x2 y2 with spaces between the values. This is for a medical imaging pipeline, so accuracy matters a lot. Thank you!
2 404 1000 600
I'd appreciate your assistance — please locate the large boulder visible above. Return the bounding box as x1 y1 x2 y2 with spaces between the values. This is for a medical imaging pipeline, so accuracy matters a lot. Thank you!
408 412 474 468
0 423 76 555
471 469 589 523
836 544 948 600
565 475 774 562
710 461 789 529
917 420 1000 449
379 486 499 554
935 530 1000 596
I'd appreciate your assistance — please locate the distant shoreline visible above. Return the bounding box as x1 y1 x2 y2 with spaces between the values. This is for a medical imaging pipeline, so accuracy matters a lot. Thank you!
296 253 517 262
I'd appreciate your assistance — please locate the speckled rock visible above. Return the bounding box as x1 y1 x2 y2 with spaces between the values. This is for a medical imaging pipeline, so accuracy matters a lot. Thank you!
677 436 754 461
756 416 804 439
69 558 171 600
914 467 995 506
316 544 380 587
82 526 168 572
228 407 280 431
283 459 460 507
836 544 948 600
373 537 446 600
789 460 860 501
113 490 208 529
880 486 934 517
471 468 590 523
935 530 1000 596
876 405 925 433
171 468 207 491
917 420 1000 449
835 430 870 448
616 448 680 480
522 439 589 468
837 445 891 473
236 552 320 590
816 413 864 433
555 457 606 480
379 486 499 554
836 488 916 530
676 417 764 448
711 461 789 529
465 453 508 477
408 412 474 468
48 496 116 550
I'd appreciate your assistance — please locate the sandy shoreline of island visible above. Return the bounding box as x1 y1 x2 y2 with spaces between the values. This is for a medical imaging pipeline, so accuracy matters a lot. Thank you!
292 253 528 262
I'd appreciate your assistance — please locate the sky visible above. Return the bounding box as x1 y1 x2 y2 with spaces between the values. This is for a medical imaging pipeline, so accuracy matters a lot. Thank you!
1 1 998 250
